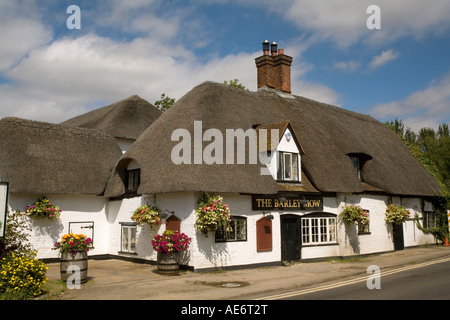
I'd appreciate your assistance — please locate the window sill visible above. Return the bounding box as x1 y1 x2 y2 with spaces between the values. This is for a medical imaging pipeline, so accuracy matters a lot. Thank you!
302 242 339 247
118 251 138 255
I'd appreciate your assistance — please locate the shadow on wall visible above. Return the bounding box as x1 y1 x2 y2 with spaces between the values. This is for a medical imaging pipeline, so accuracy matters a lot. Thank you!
342 221 360 255
31 218 64 245
197 231 230 270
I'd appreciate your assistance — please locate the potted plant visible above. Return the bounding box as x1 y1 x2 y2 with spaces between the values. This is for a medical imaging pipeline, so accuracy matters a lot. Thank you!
25 196 62 220
339 204 369 226
151 230 191 275
385 204 410 224
53 233 93 284
131 205 162 230
195 192 231 235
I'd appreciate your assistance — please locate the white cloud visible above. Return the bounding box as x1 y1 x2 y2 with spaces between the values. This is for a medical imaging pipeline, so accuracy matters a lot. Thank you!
332 60 361 73
0 2 52 72
371 74 450 131
368 49 400 70
253 0 450 48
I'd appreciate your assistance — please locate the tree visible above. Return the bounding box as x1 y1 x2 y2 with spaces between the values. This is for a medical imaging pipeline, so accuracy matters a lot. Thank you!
385 119 449 193
384 118 450 242
154 93 175 112
223 79 247 90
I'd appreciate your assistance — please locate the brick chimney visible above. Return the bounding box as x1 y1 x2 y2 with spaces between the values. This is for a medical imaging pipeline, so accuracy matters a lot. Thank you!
255 40 293 94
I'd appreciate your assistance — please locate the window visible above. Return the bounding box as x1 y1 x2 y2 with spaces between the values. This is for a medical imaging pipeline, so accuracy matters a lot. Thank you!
120 223 137 253
126 169 140 192
358 210 370 234
350 156 362 181
302 216 336 245
423 211 436 229
215 216 247 242
277 151 299 181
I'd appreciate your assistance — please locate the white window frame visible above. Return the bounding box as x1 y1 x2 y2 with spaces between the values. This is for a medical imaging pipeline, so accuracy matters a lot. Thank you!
278 151 300 182
302 216 337 245
120 223 137 253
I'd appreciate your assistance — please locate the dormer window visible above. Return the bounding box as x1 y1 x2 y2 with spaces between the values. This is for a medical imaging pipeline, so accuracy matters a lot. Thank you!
126 169 140 192
350 156 361 181
277 151 299 181
255 120 304 183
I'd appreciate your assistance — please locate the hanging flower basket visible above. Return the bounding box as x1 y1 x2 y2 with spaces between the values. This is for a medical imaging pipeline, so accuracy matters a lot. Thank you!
195 193 231 235
25 196 62 220
339 204 369 226
131 205 162 230
385 204 410 224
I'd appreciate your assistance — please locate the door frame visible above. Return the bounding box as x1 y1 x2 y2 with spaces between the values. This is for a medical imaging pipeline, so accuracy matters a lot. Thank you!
280 214 301 262
392 222 405 250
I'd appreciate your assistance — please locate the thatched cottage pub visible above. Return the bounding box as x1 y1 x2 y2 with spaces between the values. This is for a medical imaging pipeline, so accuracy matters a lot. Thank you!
0 42 442 271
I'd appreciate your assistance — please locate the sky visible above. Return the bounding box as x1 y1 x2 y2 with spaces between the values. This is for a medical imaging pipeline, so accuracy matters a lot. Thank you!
0 0 449 132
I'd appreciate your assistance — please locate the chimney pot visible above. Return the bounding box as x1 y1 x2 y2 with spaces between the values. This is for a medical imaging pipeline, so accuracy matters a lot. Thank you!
262 40 270 55
278 48 284 55
270 42 278 56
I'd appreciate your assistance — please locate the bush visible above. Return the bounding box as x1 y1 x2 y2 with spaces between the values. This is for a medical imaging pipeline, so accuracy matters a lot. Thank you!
0 253 48 299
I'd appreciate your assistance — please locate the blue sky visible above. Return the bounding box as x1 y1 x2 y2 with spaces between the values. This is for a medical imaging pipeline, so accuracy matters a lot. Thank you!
0 0 449 131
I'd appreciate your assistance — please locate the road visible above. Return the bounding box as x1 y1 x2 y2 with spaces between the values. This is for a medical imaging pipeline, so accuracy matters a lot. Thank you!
258 257 450 300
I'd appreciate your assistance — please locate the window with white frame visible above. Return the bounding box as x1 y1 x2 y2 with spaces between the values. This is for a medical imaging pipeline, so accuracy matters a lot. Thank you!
302 215 337 245
277 151 300 181
120 223 137 253
215 216 247 242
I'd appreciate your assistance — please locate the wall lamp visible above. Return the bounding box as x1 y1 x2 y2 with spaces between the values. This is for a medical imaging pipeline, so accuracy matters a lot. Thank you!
263 211 274 220
161 209 174 219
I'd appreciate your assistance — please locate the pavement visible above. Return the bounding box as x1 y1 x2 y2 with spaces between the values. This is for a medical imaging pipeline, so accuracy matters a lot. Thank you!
45 245 450 300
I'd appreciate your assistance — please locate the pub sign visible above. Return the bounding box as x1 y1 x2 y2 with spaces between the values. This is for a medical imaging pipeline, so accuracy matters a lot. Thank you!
252 195 323 211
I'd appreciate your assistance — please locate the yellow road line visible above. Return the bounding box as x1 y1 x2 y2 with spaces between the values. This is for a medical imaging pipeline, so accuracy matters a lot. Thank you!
255 256 450 300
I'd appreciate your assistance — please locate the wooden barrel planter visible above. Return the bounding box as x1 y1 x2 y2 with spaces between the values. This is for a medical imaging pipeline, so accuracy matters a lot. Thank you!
60 251 88 284
157 252 180 276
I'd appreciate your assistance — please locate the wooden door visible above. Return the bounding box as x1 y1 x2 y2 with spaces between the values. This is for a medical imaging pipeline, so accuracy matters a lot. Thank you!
281 215 301 261
393 223 404 250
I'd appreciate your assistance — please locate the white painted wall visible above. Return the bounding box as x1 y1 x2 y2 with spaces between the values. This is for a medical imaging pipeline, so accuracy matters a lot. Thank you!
8 194 109 260
8 190 438 270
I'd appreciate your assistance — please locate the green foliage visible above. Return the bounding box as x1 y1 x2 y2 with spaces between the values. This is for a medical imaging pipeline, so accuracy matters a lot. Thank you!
223 79 248 90
154 93 175 112
0 207 36 260
0 253 48 299
414 196 449 243
384 119 449 194
385 119 450 243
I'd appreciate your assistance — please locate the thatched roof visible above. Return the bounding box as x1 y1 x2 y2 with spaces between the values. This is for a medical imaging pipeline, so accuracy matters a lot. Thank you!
105 81 442 197
0 117 122 195
61 95 162 140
